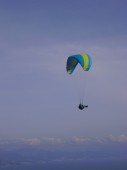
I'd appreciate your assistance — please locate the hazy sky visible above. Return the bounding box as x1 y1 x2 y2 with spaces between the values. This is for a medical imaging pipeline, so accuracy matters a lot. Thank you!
0 0 127 141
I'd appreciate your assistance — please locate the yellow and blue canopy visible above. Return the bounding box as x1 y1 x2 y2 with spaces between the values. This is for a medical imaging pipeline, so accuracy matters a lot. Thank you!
66 54 92 74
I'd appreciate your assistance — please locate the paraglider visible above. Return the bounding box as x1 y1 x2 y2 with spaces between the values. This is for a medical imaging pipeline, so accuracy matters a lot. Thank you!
66 53 92 110
79 103 85 110
78 103 88 110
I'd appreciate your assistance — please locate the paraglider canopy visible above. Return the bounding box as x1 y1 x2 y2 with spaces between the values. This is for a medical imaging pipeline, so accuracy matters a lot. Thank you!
66 54 92 74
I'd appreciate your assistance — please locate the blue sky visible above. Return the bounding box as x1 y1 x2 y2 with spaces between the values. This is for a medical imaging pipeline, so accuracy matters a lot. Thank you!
0 0 127 146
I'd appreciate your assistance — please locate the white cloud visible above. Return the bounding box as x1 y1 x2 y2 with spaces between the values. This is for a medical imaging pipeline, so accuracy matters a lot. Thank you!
41 137 63 144
94 137 107 143
19 137 63 145
71 136 91 144
109 134 127 143
21 138 41 145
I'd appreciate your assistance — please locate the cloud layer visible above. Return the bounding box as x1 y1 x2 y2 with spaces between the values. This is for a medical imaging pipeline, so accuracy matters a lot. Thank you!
1 134 127 147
